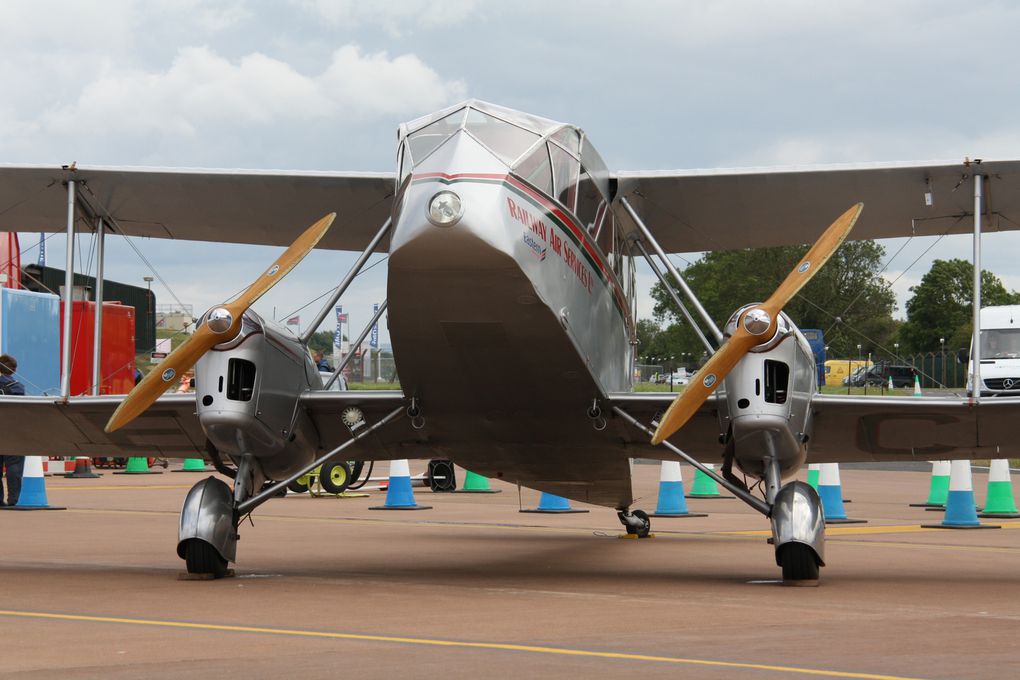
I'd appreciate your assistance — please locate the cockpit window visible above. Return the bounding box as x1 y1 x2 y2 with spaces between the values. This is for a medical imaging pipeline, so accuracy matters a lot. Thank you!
407 109 467 165
464 109 540 165
550 128 580 156
513 143 553 194
549 143 579 212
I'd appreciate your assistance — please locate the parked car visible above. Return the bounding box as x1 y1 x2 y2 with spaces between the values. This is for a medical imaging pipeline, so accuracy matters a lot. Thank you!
850 364 916 388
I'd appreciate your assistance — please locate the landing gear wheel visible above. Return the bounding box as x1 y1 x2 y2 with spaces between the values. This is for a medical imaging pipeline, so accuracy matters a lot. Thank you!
319 461 352 495
184 539 228 578
350 461 365 483
779 542 820 583
287 479 310 494
629 509 651 538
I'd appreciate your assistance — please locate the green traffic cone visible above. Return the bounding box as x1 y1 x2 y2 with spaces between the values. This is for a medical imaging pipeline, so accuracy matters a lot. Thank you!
113 456 163 475
174 458 211 473
979 459 1020 518
910 460 949 508
687 464 733 498
453 469 501 493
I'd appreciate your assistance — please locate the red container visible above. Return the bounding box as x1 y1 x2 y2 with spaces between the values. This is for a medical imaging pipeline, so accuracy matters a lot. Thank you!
60 301 136 396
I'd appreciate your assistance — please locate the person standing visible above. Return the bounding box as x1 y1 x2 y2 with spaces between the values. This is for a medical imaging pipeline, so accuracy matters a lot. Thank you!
0 354 26 506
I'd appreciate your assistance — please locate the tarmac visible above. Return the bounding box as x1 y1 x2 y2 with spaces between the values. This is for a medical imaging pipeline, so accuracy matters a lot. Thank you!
1 462 1019 679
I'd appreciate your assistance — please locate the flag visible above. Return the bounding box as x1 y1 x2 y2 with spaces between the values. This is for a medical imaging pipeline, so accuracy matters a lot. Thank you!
370 303 380 349
286 315 300 326
37 234 46 267
333 305 343 347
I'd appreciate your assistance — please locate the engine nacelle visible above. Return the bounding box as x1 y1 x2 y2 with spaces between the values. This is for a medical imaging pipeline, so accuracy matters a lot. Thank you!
194 310 323 479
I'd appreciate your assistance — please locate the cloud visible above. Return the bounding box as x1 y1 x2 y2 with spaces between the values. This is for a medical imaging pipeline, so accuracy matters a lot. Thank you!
291 0 480 35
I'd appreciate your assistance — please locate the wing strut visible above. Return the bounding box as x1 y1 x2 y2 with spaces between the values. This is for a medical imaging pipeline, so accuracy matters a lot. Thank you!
612 406 770 516
621 197 724 349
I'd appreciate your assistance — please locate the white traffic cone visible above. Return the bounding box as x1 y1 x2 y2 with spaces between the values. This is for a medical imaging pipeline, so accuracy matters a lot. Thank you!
923 460 999 529
817 463 865 524
979 459 1020 518
649 461 706 518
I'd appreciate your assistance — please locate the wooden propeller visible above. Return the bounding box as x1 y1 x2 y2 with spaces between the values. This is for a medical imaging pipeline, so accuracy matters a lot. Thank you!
650 203 862 446
105 213 336 433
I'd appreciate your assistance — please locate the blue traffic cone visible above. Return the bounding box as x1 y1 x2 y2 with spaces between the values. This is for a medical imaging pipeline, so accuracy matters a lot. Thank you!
369 459 431 510
3 457 65 511
924 460 1000 530
817 463 865 524
520 491 589 514
649 461 706 518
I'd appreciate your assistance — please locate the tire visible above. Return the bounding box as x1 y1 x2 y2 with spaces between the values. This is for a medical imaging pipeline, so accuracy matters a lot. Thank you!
319 461 352 494
287 479 310 494
632 509 651 538
350 461 365 483
779 542 820 582
184 539 228 578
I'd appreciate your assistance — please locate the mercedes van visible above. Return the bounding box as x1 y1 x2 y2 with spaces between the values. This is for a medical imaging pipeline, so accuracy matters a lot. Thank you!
968 305 1020 396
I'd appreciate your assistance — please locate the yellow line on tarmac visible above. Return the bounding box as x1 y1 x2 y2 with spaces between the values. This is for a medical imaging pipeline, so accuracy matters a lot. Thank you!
723 522 1020 537
47 485 192 491
0 609 927 680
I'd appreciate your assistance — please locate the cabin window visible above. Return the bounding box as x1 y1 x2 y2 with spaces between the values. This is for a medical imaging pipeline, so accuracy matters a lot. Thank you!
397 142 411 185
226 358 257 402
549 143 579 213
513 144 553 195
550 127 581 155
464 109 540 165
575 166 602 230
763 360 789 404
407 109 466 166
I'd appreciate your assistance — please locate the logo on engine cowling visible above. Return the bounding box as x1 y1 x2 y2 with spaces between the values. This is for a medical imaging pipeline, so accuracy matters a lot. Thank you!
798 261 811 273
161 368 176 382
267 264 280 276
703 374 717 388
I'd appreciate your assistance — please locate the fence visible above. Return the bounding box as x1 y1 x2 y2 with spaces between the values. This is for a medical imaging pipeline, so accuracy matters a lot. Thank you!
900 352 967 389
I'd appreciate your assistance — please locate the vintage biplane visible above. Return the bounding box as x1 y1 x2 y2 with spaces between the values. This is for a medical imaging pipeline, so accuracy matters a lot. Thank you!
3 100 1020 583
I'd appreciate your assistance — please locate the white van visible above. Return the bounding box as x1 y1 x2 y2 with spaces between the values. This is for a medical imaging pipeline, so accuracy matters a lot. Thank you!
968 305 1020 395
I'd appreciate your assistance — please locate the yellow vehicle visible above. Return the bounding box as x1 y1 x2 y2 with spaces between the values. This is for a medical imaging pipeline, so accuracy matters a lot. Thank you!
824 359 872 386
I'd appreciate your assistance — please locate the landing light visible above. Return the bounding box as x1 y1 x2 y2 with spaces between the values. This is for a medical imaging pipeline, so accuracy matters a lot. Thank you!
426 190 463 227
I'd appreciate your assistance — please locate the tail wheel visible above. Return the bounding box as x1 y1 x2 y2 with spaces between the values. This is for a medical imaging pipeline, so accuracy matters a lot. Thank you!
184 539 228 578
319 461 352 495
630 509 651 538
779 543 820 582
287 478 310 494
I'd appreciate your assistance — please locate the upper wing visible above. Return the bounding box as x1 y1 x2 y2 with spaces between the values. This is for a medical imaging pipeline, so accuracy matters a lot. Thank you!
615 159 1020 253
0 164 395 252
809 393 1020 462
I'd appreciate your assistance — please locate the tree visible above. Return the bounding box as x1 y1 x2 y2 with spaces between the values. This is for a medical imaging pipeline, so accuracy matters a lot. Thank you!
307 330 338 355
900 259 1020 352
648 240 897 359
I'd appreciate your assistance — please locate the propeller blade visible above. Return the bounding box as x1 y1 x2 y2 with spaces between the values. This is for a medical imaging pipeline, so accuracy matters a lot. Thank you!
650 203 863 446
105 213 336 434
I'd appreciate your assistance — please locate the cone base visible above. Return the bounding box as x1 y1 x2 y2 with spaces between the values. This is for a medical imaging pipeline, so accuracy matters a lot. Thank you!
686 494 734 499
0 505 66 511
519 508 589 514
64 472 101 478
921 523 1001 530
172 468 212 473
452 489 502 494
978 511 1020 518
910 503 945 508
924 507 950 512
649 512 708 518
824 518 867 524
369 505 432 511
113 471 163 475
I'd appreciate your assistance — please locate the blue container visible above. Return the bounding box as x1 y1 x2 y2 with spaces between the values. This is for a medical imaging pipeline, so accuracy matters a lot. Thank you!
0 288 60 395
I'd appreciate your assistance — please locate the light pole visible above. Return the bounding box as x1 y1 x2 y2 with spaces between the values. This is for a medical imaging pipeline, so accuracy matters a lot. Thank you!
940 337 946 386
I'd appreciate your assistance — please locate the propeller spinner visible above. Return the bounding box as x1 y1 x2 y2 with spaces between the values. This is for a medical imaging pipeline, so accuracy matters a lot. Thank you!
650 203 863 446
105 212 337 433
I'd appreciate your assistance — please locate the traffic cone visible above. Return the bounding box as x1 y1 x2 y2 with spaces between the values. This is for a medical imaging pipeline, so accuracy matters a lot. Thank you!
979 459 1020 518
1 457 65 511
520 492 589 514
913 374 922 396
452 469 501 493
911 461 950 508
65 457 101 478
173 458 211 473
817 463 866 524
649 461 707 517
113 457 163 475
687 463 733 499
888 375 894 390
924 460 1000 529
807 463 820 490
369 459 431 510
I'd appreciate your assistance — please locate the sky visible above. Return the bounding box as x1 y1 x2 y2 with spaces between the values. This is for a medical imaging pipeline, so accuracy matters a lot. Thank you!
5 0 1020 349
